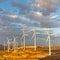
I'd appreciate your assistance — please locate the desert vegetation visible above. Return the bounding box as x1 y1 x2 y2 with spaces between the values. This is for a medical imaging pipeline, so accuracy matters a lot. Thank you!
0 46 60 60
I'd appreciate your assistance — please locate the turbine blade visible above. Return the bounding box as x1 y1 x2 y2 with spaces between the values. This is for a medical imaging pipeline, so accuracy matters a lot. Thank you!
36 32 40 34
25 34 28 36
32 34 35 38
46 36 49 41
50 34 54 36
32 29 35 33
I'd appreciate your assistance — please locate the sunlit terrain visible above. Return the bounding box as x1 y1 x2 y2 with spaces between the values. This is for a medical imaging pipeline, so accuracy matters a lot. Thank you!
0 46 60 60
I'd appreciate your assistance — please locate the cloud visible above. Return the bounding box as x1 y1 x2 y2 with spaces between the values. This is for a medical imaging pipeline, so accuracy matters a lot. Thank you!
25 11 60 28
0 10 40 30
0 0 60 45
7 15 18 18
11 0 60 28
12 1 29 9
50 0 60 5
50 15 59 19
12 1 30 15
11 0 60 20
32 0 60 15
0 8 4 14
7 12 60 29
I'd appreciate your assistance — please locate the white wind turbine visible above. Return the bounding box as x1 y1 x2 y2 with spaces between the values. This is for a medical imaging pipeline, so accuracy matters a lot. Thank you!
46 30 53 56
13 36 18 51
4 41 5 52
32 28 40 51
21 27 28 50
7 38 11 52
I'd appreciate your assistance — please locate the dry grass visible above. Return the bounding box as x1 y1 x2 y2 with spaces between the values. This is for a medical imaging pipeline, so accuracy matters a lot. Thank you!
0 46 60 60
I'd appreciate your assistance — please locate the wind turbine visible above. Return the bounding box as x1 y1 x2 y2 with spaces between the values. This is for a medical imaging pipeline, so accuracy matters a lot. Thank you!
4 41 5 52
21 27 28 50
13 36 17 51
7 38 11 52
32 28 40 51
46 30 53 56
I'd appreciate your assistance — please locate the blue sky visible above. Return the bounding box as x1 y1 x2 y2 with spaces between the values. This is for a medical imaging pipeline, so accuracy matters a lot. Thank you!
0 0 60 46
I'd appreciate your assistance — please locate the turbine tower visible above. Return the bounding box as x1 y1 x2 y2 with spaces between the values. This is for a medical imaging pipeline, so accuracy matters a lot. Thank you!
4 41 5 52
46 31 53 56
7 38 11 52
32 28 40 51
22 27 28 50
13 36 17 51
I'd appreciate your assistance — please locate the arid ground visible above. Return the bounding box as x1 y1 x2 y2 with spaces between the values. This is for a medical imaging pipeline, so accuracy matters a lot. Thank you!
0 46 60 60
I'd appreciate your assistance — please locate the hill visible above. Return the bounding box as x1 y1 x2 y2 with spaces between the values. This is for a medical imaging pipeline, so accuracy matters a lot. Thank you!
39 54 60 60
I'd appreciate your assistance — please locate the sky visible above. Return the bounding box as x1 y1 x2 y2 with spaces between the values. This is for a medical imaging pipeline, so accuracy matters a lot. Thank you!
0 0 60 46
